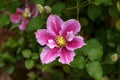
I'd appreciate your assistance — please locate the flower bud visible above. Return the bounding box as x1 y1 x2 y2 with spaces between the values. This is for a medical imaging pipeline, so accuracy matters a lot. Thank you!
111 53 118 62
44 6 52 14
36 4 44 14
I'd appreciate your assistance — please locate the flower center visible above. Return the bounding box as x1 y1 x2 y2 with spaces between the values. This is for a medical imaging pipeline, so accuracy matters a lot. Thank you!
56 36 66 47
22 8 31 18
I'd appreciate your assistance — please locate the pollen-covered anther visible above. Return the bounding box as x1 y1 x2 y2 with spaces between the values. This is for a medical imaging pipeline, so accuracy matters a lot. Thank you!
23 12 28 18
56 36 66 47
22 8 31 18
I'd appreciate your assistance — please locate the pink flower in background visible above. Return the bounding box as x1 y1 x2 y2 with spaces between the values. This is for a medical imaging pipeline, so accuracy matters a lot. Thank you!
35 14 86 64
10 0 38 30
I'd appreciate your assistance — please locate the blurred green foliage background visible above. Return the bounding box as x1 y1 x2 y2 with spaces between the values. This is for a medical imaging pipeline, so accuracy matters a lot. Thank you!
0 0 120 80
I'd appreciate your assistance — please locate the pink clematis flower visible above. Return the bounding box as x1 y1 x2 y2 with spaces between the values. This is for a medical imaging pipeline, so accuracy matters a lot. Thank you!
10 0 38 30
35 14 86 64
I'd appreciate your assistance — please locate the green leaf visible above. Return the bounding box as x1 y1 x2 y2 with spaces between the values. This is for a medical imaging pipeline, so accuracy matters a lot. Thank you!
103 0 112 5
86 62 103 80
79 17 88 27
0 61 5 68
0 14 10 27
84 22 94 34
22 49 32 58
0 53 16 63
17 37 24 46
52 3 65 15
115 20 120 31
117 44 120 55
62 65 70 73
71 56 86 69
108 6 119 19
6 38 18 48
87 4 101 21
94 0 103 5
41 64 52 72
82 38 103 61
7 1 20 13
25 59 35 70
117 1 120 13
10 23 19 30
28 72 37 79
34 0 45 5
49 70 64 80
26 16 45 31
31 53 39 60
0 1 6 11
94 0 112 6
6 65 14 74
106 29 120 47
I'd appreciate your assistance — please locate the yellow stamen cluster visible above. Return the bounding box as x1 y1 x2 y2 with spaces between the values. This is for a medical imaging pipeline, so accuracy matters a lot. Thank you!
22 8 31 18
23 12 29 18
56 36 66 47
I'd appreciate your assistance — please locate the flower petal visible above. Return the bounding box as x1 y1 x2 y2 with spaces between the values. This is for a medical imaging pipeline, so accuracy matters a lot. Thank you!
30 3 36 11
18 19 28 30
47 39 57 49
25 0 29 8
66 36 86 51
47 14 63 35
60 19 81 36
10 8 23 23
35 29 54 46
32 11 38 18
16 8 23 14
59 48 75 64
66 31 74 42
10 14 21 23
40 46 59 64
